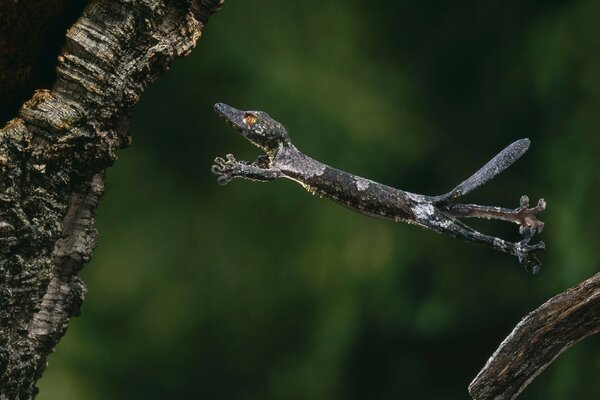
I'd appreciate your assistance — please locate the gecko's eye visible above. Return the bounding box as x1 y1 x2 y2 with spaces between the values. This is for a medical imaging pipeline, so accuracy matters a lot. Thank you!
243 113 257 126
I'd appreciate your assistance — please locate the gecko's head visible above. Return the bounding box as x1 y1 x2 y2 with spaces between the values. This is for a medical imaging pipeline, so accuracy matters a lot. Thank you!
214 103 290 153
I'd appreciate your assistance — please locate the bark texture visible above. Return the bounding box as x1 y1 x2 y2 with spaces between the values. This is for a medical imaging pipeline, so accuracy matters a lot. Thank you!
469 271 600 400
0 1 224 398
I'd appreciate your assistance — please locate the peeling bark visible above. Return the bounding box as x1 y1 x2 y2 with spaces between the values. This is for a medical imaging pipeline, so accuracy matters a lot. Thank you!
0 1 224 398
469 271 600 400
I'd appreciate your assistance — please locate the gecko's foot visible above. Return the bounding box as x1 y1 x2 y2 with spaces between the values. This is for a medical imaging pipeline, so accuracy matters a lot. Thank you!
211 154 246 185
499 196 546 274
516 195 546 239
211 153 281 183
515 237 545 274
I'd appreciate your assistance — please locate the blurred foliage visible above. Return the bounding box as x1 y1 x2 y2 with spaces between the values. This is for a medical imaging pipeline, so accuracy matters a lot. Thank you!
38 1 600 399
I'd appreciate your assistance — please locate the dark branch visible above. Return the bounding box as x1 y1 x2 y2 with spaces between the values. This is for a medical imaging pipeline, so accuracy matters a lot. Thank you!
469 271 600 399
211 103 545 272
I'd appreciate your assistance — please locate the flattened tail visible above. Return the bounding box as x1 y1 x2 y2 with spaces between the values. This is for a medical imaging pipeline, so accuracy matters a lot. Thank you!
435 138 530 203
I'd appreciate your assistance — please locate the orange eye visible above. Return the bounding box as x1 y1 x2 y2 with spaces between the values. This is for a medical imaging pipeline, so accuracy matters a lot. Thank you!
243 114 257 126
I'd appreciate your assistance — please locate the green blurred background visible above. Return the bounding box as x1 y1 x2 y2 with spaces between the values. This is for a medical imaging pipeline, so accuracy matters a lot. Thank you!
38 1 600 399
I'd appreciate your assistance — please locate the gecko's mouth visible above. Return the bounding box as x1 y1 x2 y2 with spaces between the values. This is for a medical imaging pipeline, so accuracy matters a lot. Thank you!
214 103 247 133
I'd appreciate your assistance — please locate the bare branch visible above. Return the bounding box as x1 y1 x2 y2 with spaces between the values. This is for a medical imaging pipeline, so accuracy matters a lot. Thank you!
469 271 600 400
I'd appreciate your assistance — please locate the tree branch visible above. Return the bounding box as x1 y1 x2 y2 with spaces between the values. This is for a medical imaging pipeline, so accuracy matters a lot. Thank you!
0 1 224 398
469 271 600 400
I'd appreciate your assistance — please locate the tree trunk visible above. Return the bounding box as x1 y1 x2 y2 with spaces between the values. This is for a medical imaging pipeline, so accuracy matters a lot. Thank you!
0 1 223 398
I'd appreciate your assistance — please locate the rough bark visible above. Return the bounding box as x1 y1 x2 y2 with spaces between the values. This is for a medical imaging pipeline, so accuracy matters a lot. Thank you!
0 1 224 398
469 271 600 399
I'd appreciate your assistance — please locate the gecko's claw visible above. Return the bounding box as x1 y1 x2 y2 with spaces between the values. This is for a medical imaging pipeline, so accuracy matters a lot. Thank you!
519 225 536 239
212 154 245 185
519 195 530 209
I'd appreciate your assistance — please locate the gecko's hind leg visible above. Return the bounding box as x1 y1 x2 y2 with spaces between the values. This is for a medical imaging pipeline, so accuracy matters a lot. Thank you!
445 195 546 238
443 195 546 273
444 217 545 273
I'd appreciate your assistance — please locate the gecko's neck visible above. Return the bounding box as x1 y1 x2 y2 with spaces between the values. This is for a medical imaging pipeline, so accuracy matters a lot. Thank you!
271 143 326 180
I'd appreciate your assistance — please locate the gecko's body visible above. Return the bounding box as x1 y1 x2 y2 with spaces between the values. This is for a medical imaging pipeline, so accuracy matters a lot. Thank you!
211 103 545 272
274 144 416 221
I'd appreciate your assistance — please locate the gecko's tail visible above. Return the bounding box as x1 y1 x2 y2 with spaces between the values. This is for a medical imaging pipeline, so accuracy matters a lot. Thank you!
434 138 530 204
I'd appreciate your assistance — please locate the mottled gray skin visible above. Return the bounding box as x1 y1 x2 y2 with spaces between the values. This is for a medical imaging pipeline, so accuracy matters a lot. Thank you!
212 103 545 273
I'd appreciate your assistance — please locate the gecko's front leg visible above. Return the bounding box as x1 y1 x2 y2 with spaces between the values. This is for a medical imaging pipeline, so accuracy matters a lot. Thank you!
211 154 282 185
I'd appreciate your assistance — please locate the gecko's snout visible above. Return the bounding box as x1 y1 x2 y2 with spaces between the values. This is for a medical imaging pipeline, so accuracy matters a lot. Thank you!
214 102 247 132
214 102 231 114
214 103 240 119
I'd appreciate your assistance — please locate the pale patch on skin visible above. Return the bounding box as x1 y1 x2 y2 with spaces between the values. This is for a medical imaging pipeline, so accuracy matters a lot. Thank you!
412 203 435 220
355 177 370 191
440 219 454 228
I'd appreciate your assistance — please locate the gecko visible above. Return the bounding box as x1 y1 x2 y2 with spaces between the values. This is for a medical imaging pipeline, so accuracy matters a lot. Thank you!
211 103 545 273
